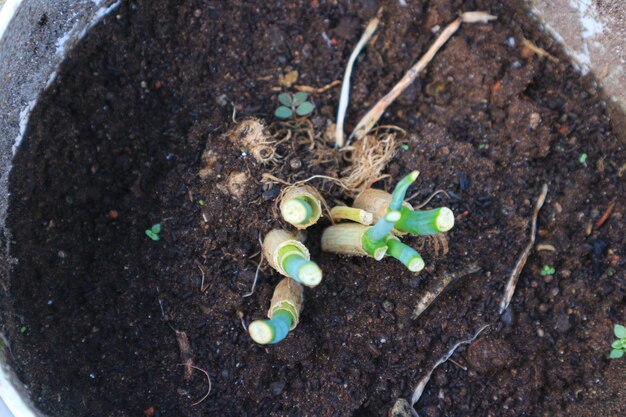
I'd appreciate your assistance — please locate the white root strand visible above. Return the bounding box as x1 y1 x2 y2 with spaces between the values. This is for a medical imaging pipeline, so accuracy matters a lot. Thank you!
349 11 497 142
335 13 380 147
499 184 548 314
410 325 489 409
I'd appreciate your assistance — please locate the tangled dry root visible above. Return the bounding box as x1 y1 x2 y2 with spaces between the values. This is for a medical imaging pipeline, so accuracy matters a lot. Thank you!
227 119 279 164
340 129 400 195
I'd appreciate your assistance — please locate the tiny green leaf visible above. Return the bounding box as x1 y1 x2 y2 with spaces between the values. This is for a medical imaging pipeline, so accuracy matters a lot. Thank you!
401 144 409 151
609 348 624 359
151 223 161 234
275 106 293 119
19 325 28 334
614 324 626 339
278 93 292 106
145 230 160 241
293 92 309 105
198 199 205 206
578 153 588 164
478 143 486 149
540 265 555 276
295 101 315 116
612 340 624 349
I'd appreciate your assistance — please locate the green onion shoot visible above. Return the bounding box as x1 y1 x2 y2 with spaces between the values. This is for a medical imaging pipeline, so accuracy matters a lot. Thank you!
263 229 323 287
386 236 425 272
279 185 325 229
249 309 293 345
395 207 455 235
389 170 419 211
362 210 401 259
249 278 303 345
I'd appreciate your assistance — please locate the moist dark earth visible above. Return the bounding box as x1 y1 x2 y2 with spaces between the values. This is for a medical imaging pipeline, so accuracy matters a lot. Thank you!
3 0 626 416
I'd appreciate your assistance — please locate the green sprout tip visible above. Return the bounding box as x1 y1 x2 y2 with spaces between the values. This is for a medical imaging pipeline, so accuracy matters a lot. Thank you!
389 170 419 211
362 210 401 259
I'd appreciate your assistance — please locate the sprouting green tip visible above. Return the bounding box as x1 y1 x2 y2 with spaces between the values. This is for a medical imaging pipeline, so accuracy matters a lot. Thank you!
281 197 313 225
395 207 454 236
386 238 425 272
361 211 401 259
249 310 293 345
283 254 322 287
389 171 419 211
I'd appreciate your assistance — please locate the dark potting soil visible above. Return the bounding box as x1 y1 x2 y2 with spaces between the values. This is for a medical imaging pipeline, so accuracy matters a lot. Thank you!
4 0 626 416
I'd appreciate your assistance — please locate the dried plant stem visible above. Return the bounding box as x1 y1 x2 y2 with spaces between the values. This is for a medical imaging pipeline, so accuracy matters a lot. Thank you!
350 11 496 142
499 184 548 314
336 12 381 147
177 364 212 406
174 330 194 381
410 325 489 408
413 263 481 319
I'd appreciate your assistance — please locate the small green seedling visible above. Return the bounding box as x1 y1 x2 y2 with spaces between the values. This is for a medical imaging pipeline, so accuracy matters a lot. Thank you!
145 223 161 241
401 144 409 151
540 265 555 276
478 143 486 150
19 325 28 334
275 92 315 119
197 199 205 206
610 324 626 359
578 153 588 165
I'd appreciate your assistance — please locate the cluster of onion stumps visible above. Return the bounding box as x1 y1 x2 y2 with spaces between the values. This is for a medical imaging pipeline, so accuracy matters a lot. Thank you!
248 185 324 345
249 173 455 345
321 171 454 272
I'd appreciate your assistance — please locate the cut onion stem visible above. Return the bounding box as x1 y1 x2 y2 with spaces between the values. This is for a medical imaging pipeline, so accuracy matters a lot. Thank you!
281 197 313 225
249 310 293 345
389 170 420 211
362 210 401 259
386 237 425 272
263 229 323 287
330 206 374 225
282 252 323 287
395 206 455 235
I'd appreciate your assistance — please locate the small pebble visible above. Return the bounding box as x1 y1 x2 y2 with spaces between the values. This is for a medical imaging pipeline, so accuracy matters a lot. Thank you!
382 300 395 312
193 9 202 17
289 159 302 170
270 381 285 396
506 36 516 47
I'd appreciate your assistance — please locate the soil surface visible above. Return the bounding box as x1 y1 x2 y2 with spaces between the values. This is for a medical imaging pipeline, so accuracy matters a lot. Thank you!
4 0 625 416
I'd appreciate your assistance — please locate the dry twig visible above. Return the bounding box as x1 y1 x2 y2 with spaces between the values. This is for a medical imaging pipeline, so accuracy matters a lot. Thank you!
595 200 615 230
294 80 341 93
350 11 496 142
410 325 489 410
336 11 381 147
522 38 558 62
499 184 548 314
413 263 481 319
174 330 194 381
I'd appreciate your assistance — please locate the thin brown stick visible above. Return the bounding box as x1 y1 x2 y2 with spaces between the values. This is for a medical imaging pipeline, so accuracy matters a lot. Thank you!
177 364 212 406
348 12 496 143
594 200 615 229
195 260 209 293
350 11 496 142
522 38 558 62
174 330 194 380
411 325 489 408
499 184 548 314
294 79 341 93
